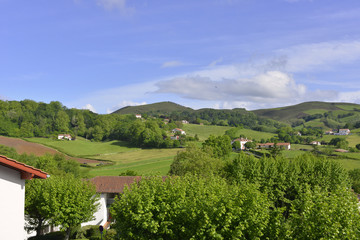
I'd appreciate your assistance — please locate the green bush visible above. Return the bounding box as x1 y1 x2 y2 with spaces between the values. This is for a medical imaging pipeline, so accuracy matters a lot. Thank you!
28 231 65 240
104 229 116 240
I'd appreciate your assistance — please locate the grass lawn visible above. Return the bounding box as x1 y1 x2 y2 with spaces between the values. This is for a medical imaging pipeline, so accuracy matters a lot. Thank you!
233 128 276 141
182 124 233 141
303 109 329 115
25 137 139 157
87 148 182 176
318 133 360 148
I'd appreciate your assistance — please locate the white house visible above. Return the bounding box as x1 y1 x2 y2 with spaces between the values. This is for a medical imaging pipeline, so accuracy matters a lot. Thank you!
82 176 142 228
170 135 180 140
181 120 189 124
83 176 168 229
310 141 321 145
258 142 291 150
135 114 142 119
231 138 252 150
58 134 72 140
338 129 351 135
0 155 48 240
172 128 186 135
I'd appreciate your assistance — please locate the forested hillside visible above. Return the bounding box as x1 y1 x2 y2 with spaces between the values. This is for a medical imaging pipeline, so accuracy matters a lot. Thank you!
0 100 182 148
253 101 360 129
113 101 286 132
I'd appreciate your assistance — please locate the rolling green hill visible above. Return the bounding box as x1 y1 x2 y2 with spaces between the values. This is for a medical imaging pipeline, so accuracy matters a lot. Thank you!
112 101 193 115
252 101 360 128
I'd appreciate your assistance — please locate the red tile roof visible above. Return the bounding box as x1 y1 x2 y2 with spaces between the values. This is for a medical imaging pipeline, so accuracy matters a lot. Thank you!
0 155 48 179
89 176 169 193
89 176 142 193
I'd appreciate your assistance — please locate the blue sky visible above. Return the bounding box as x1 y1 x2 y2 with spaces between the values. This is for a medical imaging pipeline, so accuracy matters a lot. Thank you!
1 0 360 114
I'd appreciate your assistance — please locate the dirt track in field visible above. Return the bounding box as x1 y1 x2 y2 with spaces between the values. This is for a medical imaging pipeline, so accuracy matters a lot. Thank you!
0 136 103 164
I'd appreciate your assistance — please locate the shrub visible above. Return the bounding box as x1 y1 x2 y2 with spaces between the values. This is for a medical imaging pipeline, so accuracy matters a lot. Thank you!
28 231 65 240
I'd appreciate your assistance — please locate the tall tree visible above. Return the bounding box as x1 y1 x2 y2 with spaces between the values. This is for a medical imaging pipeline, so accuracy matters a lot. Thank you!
111 175 270 240
25 176 98 240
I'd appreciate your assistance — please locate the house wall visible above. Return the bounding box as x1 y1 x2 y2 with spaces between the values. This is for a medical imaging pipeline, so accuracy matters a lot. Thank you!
82 193 107 227
0 165 25 240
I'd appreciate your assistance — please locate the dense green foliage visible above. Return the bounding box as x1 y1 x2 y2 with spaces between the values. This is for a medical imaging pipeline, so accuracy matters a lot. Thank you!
111 175 270 240
112 151 360 239
169 144 224 176
25 175 98 240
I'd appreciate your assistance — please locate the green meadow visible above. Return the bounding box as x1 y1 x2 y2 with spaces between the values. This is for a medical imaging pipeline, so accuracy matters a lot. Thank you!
181 124 233 141
26 137 139 157
88 148 182 177
24 125 360 177
182 124 276 141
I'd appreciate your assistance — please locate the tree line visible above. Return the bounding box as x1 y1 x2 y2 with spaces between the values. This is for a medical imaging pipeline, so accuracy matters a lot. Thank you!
0 99 189 148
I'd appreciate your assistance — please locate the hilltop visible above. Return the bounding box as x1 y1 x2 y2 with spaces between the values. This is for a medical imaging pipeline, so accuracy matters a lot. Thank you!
113 101 360 130
252 101 360 129
112 101 193 115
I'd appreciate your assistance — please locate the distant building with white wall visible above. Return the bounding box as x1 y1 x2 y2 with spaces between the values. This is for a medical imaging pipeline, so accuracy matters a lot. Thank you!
231 138 252 150
82 176 142 228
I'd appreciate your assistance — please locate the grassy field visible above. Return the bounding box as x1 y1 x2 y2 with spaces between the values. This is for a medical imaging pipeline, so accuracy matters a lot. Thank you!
24 127 360 177
25 137 180 176
88 148 181 176
232 128 276 141
26 137 139 157
181 124 233 141
317 133 360 148
303 109 329 115
182 124 276 141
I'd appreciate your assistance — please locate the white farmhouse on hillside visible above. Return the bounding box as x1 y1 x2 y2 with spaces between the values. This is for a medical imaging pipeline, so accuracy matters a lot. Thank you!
258 142 291 150
338 129 350 135
172 128 186 135
231 138 252 150
0 155 48 240
58 134 72 140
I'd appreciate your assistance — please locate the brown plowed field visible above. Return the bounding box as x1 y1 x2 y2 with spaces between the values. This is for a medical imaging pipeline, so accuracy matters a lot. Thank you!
0 136 103 164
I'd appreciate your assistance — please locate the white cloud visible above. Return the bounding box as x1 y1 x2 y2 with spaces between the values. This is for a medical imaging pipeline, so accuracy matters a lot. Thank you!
156 71 307 104
337 91 360 104
83 104 97 113
277 40 360 72
106 100 147 113
96 0 134 15
209 57 223 67
161 61 183 68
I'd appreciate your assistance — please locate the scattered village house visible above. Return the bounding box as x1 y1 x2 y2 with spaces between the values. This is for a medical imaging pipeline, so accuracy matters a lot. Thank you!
170 135 180 140
258 142 291 150
0 155 48 240
325 129 350 135
83 176 166 229
172 128 186 135
231 138 252 150
82 176 141 228
325 130 334 135
135 114 142 119
310 141 321 145
181 120 189 124
338 129 351 135
58 134 72 140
